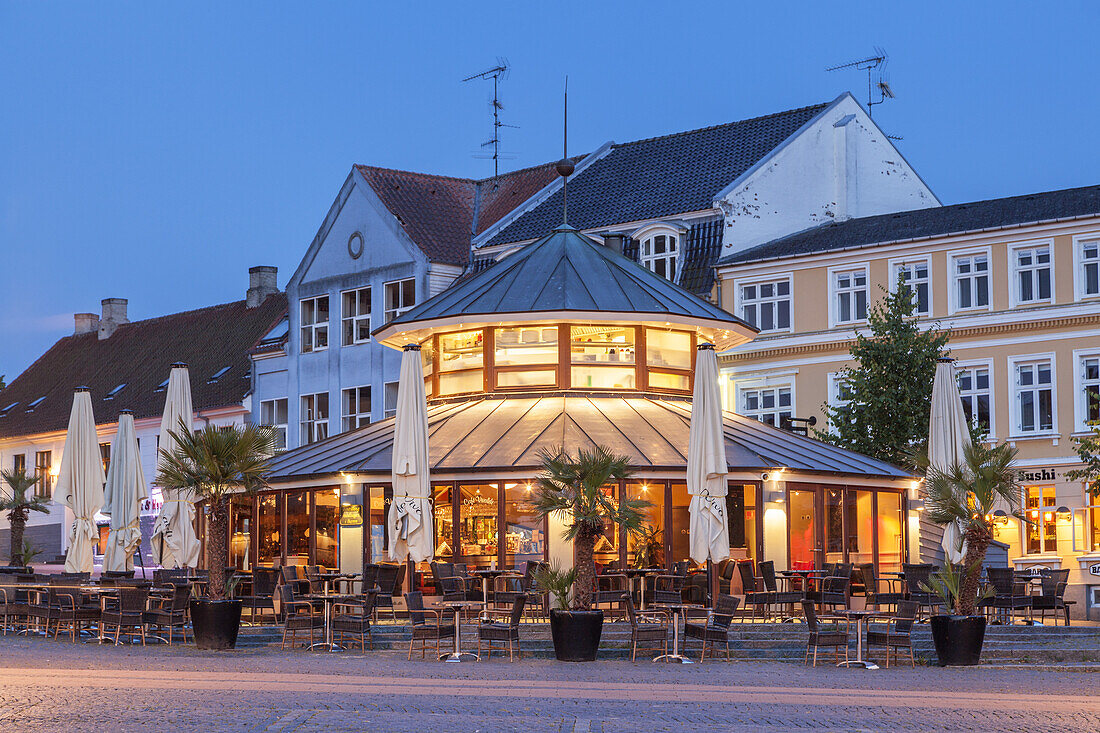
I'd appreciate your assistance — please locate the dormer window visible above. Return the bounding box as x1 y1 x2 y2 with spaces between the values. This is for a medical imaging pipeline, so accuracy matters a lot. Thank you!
639 232 679 281
104 384 127 400
207 366 231 384
26 396 46 412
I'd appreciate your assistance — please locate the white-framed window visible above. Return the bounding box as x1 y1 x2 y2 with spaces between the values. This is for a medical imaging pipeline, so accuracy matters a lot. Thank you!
1010 355 1055 436
384 278 415 323
300 393 329 445
341 287 371 346
739 384 793 427
956 362 993 438
342 386 371 432
1074 235 1100 300
259 398 288 451
1023 485 1059 555
383 381 399 419
1073 349 1100 431
737 276 792 333
890 257 931 316
830 265 869 326
299 295 329 353
640 232 679 281
827 372 853 409
1010 242 1053 306
950 249 991 312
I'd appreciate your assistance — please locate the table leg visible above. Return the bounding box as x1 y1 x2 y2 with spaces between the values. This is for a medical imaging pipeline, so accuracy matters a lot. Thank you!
639 576 646 611
483 577 490 606
838 616 878 669
653 609 693 664
442 607 478 662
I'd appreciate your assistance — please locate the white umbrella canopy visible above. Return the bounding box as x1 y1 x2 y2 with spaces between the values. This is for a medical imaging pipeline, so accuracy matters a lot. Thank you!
687 344 730 565
928 357 972 564
150 363 201 568
55 388 106 574
102 411 149 573
388 345 434 563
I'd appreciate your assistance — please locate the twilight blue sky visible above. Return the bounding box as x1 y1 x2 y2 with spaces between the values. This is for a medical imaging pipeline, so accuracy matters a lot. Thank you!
1 2 1098 379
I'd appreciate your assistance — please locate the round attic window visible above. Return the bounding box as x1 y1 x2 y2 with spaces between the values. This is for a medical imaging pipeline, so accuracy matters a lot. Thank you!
348 232 364 259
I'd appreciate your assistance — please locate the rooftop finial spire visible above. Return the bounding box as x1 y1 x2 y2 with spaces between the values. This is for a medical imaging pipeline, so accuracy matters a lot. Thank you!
554 76 574 226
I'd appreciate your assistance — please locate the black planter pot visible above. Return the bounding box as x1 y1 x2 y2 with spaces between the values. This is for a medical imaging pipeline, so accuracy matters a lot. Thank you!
190 599 243 650
930 614 986 666
549 609 604 661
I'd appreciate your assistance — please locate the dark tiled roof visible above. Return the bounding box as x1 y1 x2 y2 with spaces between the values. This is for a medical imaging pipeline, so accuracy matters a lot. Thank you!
678 219 724 296
0 294 287 438
484 103 829 247
720 184 1100 265
381 226 745 330
267 394 911 481
355 161 570 266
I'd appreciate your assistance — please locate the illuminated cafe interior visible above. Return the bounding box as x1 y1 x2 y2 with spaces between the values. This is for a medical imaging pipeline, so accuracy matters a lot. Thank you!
243 225 914 595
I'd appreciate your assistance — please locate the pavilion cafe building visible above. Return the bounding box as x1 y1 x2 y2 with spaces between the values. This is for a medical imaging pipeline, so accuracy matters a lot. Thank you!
229 225 916 590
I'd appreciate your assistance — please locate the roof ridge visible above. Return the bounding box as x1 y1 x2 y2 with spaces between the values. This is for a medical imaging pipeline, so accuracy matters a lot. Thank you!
611 101 830 149
473 155 585 185
355 164 477 184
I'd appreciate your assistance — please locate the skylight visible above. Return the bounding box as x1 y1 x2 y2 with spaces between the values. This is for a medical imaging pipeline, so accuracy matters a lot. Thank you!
26 396 46 412
0 402 17 417
154 378 169 393
207 366 231 384
104 383 127 400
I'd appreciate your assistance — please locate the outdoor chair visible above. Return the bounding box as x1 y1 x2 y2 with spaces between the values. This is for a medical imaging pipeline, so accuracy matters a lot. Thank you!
593 574 629 620
277 584 323 649
102 570 135 580
0 577 31 635
760 561 803 618
716 559 737 596
332 589 379 650
41 579 99 641
737 560 770 621
806 564 850 612
153 569 189 586
477 593 527 661
985 567 1032 624
518 561 548 618
901 564 941 620
280 566 311 596
374 564 406 620
857 563 903 612
683 593 740 661
653 574 686 606
143 584 191 645
358 564 380 594
239 568 279 624
623 592 670 662
492 572 527 611
100 586 149 645
802 599 849 667
404 591 455 660
1031 569 1073 626
866 599 918 667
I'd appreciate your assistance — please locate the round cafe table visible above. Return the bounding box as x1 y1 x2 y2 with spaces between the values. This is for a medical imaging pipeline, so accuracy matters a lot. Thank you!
621 568 663 610
471 569 521 605
303 592 357 651
652 602 703 664
432 599 484 663
833 609 879 669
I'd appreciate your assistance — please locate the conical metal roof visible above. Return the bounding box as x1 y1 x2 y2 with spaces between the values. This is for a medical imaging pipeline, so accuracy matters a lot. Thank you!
373 226 754 350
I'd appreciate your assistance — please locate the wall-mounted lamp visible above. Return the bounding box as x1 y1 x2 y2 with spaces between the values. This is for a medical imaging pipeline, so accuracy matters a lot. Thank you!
991 509 1010 527
766 489 785 504
909 499 925 512
1056 505 1071 516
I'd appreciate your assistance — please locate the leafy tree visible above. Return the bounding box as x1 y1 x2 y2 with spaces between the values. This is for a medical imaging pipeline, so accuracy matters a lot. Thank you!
157 421 275 601
0 468 49 565
817 280 949 466
1066 422 1100 499
531 445 648 610
0 375 6 391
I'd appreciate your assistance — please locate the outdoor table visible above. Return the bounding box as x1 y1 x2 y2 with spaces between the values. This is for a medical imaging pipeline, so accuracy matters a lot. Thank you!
431 599 484 663
471 569 521 606
652 602 703 664
303 592 357 651
833 609 879 669
622 568 663 610
778 570 825 594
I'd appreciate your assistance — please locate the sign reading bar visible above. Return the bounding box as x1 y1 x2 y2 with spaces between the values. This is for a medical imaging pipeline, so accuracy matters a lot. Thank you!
339 504 363 527
1089 562 1100 577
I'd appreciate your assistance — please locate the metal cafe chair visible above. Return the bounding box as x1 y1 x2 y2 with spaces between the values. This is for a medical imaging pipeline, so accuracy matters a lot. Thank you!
802 600 849 667
1031 569 1072 626
737 560 771 622
865 599 918 668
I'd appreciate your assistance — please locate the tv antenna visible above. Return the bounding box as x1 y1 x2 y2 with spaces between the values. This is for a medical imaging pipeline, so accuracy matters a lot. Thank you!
463 59 518 178
826 47 895 119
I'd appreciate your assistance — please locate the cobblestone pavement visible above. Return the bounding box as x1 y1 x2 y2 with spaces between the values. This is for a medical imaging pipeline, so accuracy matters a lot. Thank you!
1 636 1098 732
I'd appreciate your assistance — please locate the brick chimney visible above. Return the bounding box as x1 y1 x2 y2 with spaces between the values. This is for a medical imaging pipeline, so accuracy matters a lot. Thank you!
74 313 100 336
247 266 278 308
98 298 129 340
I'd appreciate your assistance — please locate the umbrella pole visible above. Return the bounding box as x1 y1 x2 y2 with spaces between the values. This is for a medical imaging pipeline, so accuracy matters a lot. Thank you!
136 542 147 580
707 560 715 608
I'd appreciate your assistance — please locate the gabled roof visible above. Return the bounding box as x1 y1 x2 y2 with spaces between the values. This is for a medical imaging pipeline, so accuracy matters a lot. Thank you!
0 294 287 438
374 225 750 345
719 184 1100 266
266 394 911 481
481 102 831 248
355 160 572 265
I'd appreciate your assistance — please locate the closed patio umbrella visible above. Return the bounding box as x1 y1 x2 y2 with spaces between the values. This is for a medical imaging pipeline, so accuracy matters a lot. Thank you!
928 357 971 564
102 410 148 573
150 363 200 568
687 344 730 565
55 388 106 574
388 344 434 563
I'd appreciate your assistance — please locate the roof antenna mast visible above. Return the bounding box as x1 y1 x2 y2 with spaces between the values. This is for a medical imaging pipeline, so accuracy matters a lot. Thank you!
463 59 517 178
826 47 895 119
555 76 574 226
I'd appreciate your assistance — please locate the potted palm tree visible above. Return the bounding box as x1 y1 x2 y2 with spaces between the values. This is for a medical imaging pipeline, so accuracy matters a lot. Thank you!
531 445 648 661
157 421 275 649
0 468 49 570
920 441 1021 666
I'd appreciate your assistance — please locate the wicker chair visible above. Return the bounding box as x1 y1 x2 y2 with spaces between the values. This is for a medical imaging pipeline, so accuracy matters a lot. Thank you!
683 594 741 661
737 560 770 621
375 564 406 620
477 593 527 661
623 592 669 662
857 562 904 612
593 574 629 620
280 566 311 596
277 584 323 649
1031 569 1072 626
358 564 380 594
100 587 149 645
806 564 851 612
653 575 685 606
404 591 454 660
866 599 918 667
802 599 849 667
759 561 803 619
144 584 191 645
0 578 30 635
332 589 379 650
985 567 1032 624
239 568 279 624
902 563 942 620
44 581 100 641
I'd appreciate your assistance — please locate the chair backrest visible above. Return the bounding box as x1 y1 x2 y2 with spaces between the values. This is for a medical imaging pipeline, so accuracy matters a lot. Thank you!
623 591 640 628
170 584 192 611
404 591 427 626
361 564 380 592
438 575 465 600
653 574 684 605
253 568 278 595
856 563 876 595
60 571 90 581
671 560 691 577
358 589 379 617
801 599 821 632
103 570 135 579
759 561 779 593
902 563 934 591
893 599 919 634
1040 569 1070 598
597 574 627 592
118 586 149 613
985 566 1016 595
376 564 401 594
711 594 741 629
507 593 527 627
280 566 300 586
736 560 757 594
833 563 853 580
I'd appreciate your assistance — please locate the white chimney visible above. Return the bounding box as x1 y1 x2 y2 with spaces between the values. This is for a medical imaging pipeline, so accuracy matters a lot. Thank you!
98 298 129 340
247 266 278 308
74 313 100 336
